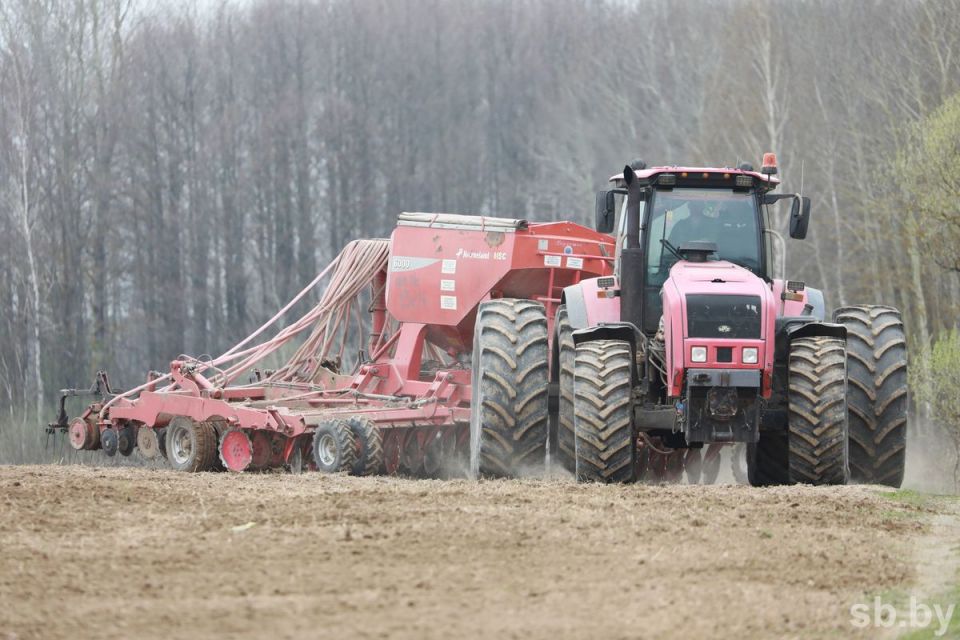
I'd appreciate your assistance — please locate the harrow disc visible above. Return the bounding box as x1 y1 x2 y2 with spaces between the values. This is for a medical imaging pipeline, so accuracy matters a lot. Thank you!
382 429 402 475
117 424 136 457
137 427 161 459
400 429 425 476
422 429 444 478
219 429 253 472
636 443 651 481
250 432 273 470
101 428 119 457
665 450 685 483
287 439 305 475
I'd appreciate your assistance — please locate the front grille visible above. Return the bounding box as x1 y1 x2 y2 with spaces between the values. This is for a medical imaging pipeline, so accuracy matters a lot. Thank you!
686 294 762 339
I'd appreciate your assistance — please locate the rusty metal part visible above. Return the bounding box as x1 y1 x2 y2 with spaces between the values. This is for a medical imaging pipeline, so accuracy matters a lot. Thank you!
137 427 161 460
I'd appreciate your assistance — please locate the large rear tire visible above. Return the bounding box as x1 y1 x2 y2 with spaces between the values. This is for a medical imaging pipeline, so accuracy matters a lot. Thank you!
573 340 636 483
469 299 550 478
834 305 908 487
553 306 576 473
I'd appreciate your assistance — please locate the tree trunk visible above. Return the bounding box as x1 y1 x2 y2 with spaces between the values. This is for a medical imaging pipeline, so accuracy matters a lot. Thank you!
10 43 44 417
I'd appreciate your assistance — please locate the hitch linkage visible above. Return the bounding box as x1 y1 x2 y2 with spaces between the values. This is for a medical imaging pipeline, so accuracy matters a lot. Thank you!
46 370 120 435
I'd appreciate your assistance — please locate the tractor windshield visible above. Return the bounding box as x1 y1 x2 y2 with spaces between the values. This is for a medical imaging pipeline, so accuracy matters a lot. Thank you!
646 188 760 286
640 188 761 332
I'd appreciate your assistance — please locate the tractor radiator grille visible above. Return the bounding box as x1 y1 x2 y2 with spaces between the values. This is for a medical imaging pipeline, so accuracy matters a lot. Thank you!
685 294 762 339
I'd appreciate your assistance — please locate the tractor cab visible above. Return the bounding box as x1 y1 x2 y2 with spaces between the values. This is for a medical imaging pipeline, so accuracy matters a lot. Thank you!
595 157 810 334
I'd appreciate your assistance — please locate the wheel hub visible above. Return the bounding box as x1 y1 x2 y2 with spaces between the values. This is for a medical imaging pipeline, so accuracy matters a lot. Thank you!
316 433 337 467
169 424 192 465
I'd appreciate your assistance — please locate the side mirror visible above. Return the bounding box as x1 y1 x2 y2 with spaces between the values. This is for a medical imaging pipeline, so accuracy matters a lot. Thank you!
789 196 811 239
595 190 616 233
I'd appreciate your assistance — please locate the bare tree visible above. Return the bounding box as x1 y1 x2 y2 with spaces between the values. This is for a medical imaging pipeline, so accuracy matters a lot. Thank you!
0 5 44 417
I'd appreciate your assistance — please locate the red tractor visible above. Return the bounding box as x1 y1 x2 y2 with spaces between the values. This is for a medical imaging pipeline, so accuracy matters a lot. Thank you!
547 155 908 486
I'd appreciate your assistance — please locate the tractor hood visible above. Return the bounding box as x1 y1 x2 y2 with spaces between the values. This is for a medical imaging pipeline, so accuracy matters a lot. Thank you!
660 259 778 398
666 260 769 297
662 260 775 337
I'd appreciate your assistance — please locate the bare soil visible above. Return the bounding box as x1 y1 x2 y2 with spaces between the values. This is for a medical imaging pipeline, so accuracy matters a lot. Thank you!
0 466 949 639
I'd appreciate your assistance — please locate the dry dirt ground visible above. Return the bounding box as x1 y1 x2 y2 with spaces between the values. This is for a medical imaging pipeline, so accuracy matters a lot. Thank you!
0 465 956 639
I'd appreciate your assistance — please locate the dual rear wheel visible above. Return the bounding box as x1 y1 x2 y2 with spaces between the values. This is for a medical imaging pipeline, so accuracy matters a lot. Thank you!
749 306 908 488
834 306 908 486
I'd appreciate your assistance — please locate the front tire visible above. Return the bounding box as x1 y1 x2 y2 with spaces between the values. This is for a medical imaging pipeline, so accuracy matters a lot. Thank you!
469 299 550 478
573 340 636 483
749 337 850 486
786 336 849 485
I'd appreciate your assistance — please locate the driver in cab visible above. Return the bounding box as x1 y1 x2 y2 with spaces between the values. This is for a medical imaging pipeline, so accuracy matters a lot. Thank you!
667 200 718 247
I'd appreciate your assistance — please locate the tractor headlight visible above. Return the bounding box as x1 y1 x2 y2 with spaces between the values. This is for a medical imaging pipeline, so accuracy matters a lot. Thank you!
691 346 708 363
742 347 759 364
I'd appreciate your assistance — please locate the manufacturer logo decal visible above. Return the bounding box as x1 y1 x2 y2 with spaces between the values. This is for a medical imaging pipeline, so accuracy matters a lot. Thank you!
717 324 732 333
455 247 507 261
